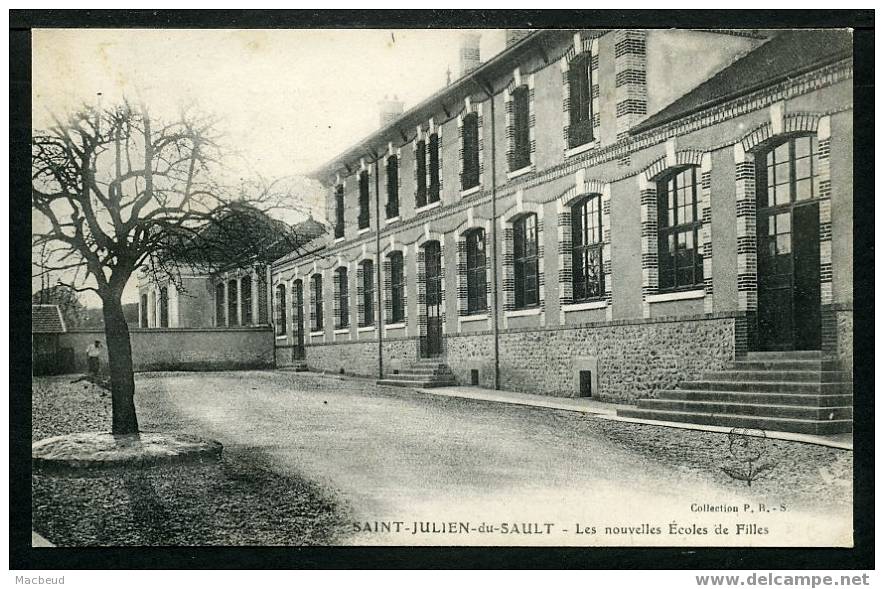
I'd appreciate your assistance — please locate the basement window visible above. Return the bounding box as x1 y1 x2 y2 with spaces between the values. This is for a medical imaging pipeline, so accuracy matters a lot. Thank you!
579 370 593 397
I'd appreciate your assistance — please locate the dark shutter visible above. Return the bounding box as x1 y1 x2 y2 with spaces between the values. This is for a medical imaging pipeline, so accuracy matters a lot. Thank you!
512 86 531 170
386 156 399 219
416 140 427 208
334 185 344 238
462 113 480 190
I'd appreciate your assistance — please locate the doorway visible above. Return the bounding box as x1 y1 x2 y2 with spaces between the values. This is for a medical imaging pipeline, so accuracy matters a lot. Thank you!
422 241 443 358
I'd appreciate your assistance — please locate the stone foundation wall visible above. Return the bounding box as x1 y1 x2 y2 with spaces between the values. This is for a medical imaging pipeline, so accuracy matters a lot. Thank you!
304 337 419 378
446 314 740 403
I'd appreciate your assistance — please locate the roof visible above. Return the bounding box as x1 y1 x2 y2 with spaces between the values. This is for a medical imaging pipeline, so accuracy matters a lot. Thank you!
309 29 574 182
632 29 853 134
32 305 66 334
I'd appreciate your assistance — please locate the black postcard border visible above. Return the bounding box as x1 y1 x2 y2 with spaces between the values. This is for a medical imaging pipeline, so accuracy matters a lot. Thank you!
10 9 875 570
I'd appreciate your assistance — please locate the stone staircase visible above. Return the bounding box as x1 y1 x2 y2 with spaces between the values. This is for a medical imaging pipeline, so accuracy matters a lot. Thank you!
617 351 852 435
376 359 457 388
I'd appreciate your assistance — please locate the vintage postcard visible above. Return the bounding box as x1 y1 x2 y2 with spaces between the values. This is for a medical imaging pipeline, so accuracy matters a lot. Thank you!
27 23 857 553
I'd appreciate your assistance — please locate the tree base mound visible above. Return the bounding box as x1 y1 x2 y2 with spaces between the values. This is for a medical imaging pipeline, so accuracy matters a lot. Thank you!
32 432 222 470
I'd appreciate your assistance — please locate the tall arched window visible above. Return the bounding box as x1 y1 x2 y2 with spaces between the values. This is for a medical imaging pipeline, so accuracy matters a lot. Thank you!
275 284 287 336
311 274 323 331
361 260 375 327
389 252 406 324
572 194 604 301
215 283 226 326
241 275 253 325
657 167 703 291
513 214 539 308
465 229 487 313
335 267 350 329
227 279 238 326
159 286 169 328
140 293 149 328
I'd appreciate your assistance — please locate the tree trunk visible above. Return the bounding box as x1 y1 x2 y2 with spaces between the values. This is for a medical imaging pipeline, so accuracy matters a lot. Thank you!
102 294 139 435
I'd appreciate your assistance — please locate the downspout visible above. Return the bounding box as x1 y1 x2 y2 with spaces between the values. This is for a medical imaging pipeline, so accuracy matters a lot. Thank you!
476 75 501 390
374 154 384 379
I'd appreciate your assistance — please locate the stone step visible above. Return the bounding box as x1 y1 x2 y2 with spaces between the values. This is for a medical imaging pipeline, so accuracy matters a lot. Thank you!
391 367 453 376
658 389 853 407
700 370 844 383
616 408 852 435
637 398 853 420
680 380 848 394
744 350 823 360
730 359 839 371
380 372 453 382
377 378 456 389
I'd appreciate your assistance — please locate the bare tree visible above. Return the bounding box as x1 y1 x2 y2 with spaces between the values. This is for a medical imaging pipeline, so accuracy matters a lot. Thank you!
32 102 323 435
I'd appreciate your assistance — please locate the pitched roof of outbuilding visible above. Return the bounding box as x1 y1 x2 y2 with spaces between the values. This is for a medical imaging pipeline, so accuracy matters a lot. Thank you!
632 29 853 134
32 304 67 333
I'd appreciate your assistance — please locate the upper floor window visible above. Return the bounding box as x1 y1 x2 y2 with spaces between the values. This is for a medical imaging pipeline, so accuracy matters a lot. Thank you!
311 274 323 331
657 167 703 291
511 86 531 171
241 275 253 325
389 251 406 324
215 283 226 327
428 132 441 203
415 139 427 208
572 194 604 301
513 214 540 309
568 53 593 148
360 260 375 327
159 286 169 328
335 267 350 328
461 113 480 191
386 155 399 219
465 229 488 314
227 279 238 326
334 184 345 239
757 135 819 208
275 283 287 336
358 171 370 230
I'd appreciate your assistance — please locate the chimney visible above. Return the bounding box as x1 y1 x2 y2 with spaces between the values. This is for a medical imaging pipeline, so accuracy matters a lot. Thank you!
458 32 482 77
378 94 404 128
505 29 532 47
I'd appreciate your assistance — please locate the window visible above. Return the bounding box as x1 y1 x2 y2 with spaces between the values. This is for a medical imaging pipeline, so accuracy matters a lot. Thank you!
389 251 406 324
465 229 487 313
415 139 427 208
513 214 539 308
335 267 350 328
334 184 345 239
311 274 323 331
572 195 604 301
461 113 480 191
241 275 252 325
511 86 531 171
140 294 148 328
657 167 703 291
757 135 819 208
358 171 370 229
428 133 441 203
568 53 593 148
215 283 226 326
361 260 375 326
275 283 287 336
227 279 238 326
386 156 399 219
159 286 169 328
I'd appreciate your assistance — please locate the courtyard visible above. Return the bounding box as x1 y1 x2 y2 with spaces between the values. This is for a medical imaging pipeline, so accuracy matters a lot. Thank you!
32 370 852 547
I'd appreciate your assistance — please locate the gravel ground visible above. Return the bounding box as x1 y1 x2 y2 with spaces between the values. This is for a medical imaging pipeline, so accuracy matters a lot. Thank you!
32 371 853 547
32 376 349 546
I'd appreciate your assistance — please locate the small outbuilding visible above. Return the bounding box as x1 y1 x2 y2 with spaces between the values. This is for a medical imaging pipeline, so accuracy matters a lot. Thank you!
32 304 71 375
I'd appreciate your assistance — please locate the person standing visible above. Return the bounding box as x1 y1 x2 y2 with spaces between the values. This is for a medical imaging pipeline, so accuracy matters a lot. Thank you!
86 340 103 377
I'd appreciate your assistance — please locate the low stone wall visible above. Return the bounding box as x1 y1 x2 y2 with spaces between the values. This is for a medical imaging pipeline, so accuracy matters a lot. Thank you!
59 327 275 373
304 336 418 378
446 314 739 403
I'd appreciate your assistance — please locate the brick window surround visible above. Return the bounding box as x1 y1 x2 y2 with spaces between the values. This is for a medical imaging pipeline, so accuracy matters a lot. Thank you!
504 68 536 175
638 144 711 318
356 258 377 327
333 265 350 329
560 33 600 154
333 183 345 238
458 98 484 194
382 246 408 326
385 145 401 219
455 215 493 319
416 231 446 343
274 283 287 336
358 167 371 230
309 272 324 332
414 120 443 208
501 195 545 328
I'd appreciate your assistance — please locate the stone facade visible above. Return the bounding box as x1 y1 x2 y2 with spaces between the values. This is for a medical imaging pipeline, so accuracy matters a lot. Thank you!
269 29 853 404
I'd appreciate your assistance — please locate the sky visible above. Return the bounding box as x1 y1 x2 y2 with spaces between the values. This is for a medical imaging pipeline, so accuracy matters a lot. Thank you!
31 28 509 305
